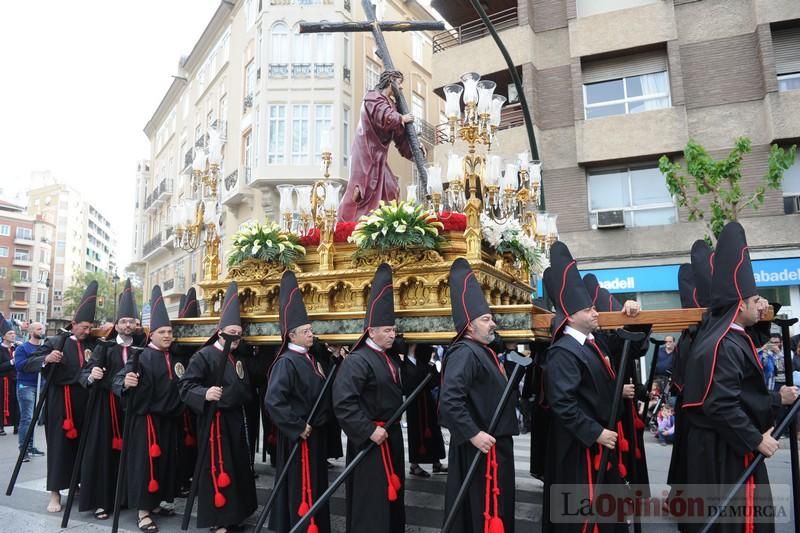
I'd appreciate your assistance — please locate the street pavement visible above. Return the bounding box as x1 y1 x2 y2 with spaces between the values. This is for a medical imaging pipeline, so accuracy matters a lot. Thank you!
0 424 797 532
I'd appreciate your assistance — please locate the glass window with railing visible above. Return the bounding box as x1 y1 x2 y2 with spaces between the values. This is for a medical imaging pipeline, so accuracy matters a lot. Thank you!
584 71 670 119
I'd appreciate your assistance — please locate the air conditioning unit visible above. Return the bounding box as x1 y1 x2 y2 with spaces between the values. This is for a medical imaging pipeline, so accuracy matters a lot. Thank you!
596 209 625 229
784 195 800 215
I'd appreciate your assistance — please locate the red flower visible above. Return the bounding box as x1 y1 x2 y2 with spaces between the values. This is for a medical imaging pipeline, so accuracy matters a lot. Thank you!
334 221 357 243
298 228 320 247
434 212 467 232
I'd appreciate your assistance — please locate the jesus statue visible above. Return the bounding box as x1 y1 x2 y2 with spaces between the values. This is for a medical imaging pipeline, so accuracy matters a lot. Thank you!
337 70 424 222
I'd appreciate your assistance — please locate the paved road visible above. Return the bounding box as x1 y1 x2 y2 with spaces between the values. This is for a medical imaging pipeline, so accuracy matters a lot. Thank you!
0 424 797 532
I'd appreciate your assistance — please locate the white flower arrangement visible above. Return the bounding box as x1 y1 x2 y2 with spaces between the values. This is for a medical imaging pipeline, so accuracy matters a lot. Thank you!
227 220 305 268
480 213 543 273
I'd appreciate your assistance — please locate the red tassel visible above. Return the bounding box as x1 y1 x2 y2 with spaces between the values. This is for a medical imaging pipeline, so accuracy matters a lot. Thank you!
148 479 159 493
634 416 645 430
390 473 401 491
112 437 123 451
298 501 309 516
308 522 319 533
618 462 627 478
184 434 196 447
489 516 505 533
387 484 397 502
593 453 600 471
66 428 78 439
149 443 162 458
619 435 629 453
214 492 226 508
217 472 231 488
62 419 73 430
424 428 432 439
635 448 642 460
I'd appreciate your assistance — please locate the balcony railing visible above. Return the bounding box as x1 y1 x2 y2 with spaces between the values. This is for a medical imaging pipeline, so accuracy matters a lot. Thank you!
292 63 312 78
269 63 289 78
243 94 253 113
224 170 239 192
142 234 163 256
163 278 175 291
415 119 437 146
315 63 334 78
343 66 351 83
183 148 193 170
432 7 518 53
143 178 173 211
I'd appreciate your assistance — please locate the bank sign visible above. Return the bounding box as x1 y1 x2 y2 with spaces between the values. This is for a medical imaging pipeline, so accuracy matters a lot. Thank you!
560 257 800 294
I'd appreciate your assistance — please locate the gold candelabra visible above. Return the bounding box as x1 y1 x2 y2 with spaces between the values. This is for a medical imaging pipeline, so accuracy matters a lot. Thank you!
175 201 205 252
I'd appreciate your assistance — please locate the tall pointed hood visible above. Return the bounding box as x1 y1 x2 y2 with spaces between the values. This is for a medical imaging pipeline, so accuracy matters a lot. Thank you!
683 222 758 408
543 241 593 339
278 271 310 355
690 239 713 308
149 285 171 331
73 280 98 324
117 279 138 321
178 288 200 318
218 282 241 329
449 258 491 342
678 264 699 309
582 273 601 308
596 287 622 313
353 263 395 350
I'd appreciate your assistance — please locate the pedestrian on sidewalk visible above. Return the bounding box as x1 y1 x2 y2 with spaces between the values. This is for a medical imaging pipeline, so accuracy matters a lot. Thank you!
12 321 46 461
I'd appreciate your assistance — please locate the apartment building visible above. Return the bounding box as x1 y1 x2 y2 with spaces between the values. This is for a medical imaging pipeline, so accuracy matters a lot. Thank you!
0 200 54 325
134 0 439 315
27 178 118 320
431 0 800 323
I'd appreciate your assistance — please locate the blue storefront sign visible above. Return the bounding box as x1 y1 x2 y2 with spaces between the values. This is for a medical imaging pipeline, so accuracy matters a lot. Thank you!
536 257 800 294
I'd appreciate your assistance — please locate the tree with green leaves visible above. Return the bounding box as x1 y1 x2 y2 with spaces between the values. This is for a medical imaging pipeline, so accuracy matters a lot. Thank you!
63 271 144 324
659 137 796 242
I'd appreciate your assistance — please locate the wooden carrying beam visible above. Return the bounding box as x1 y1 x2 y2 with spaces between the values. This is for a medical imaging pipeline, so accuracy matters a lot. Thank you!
532 307 775 336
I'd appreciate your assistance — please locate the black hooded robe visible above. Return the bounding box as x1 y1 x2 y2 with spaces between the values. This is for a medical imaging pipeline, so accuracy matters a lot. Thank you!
332 344 405 533
264 348 332 533
112 346 182 511
170 342 199 492
24 336 94 491
179 344 258 528
0 343 18 430
541 334 628 533
438 338 518 533
681 327 779 533
401 352 446 465
77 342 128 512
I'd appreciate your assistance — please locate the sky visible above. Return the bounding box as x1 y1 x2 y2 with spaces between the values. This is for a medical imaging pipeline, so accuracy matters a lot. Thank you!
0 0 221 271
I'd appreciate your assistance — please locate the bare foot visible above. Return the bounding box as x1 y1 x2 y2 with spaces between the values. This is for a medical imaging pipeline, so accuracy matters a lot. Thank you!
47 492 61 513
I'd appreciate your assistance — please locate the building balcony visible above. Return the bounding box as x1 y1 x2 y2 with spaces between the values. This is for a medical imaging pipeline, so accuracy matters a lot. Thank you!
314 63 334 78
568 1 676 59
162 277 186 298
269 63 289 78
9 300 28 309
13 257 33 267
12 278 32 288
432 6 518 54
292 63 312 78
144 178 174 212
221 169 253 207
575 105 688 164
14 237 35 246
767 88 800 141
141 233 164 260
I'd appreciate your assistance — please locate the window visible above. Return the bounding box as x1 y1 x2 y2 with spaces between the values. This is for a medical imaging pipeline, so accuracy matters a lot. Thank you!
0 247 7 258
270 22 290 76
36 311 45 323
39 270 48 283
293 29 313 77
245 60 257 103
15 227 33 240
582 51 670 119
10 312 26 322
245 0 256 28
0 225 9 236
640 291 681 311
784 158 800 195
14 269 29 282
412 92 425 122
773 27 800 92
253 105 260 168
412 33 424 65
0 267 6 278
343 105 350 165
36 290 46 305
316 32 334 65
314 104 333 159
268 105 287 164
12 291 26 302
219 94 228 125
366 58 381 91
14 249 31 261
291 104 310 164
243 130 253 179
54 289 62 300
588 165 677 227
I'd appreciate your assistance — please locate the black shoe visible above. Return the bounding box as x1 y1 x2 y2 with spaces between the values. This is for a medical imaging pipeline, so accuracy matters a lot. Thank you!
409 465 431 478
0 430 7 436
21 454 30 463
432 463 448 474
28 447 45 457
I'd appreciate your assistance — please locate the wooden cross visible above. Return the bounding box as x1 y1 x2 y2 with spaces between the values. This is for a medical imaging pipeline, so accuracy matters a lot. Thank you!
299 0 445 197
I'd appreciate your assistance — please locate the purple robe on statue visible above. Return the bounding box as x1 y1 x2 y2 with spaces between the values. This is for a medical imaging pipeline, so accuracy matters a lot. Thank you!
337 91 413 223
